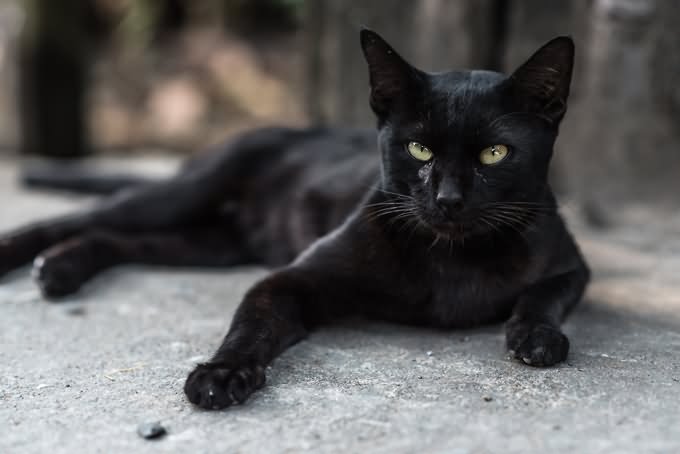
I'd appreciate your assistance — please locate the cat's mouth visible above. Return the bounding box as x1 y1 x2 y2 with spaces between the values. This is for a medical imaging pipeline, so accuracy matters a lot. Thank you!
419 207 543 241
417 212 487 240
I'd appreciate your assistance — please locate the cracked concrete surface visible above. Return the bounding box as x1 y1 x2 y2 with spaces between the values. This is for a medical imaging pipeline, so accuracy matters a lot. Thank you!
1 157 679 454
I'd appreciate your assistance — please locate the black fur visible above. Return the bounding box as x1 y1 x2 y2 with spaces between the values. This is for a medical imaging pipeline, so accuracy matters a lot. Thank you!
0 30 589 409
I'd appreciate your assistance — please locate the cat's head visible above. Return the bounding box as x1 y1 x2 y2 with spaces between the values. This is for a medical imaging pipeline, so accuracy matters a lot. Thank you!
360 29 574 240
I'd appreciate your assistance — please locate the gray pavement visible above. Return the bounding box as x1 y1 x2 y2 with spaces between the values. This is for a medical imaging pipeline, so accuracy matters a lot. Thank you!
1 158 679 454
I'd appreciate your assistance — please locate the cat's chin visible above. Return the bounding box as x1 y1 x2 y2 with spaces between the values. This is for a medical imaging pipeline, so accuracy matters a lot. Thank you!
419 217 489 242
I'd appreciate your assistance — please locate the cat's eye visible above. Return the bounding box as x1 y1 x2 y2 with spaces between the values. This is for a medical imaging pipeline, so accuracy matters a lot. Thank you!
479 144 509 165
407 142 433 162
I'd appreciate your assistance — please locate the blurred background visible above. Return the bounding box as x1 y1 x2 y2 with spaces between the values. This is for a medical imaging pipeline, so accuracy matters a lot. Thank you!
3 4 680 450
0 0 678 217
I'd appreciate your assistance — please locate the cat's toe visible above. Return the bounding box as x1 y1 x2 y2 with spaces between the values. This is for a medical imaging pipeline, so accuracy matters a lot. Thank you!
32 255 85 299
184 362 265 410
506 323 569 367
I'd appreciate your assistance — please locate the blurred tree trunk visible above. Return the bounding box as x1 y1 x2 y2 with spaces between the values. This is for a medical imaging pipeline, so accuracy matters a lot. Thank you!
564 0 680 207
502 0 590 196
304 0 326 124
504 0 680 208
19 0 190 158
304 0 504 128
19 0 92 157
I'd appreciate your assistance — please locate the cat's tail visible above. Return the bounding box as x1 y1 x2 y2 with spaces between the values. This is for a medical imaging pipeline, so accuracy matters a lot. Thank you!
20 165 157 195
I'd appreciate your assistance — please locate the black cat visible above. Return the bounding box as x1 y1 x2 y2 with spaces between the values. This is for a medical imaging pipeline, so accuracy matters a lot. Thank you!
1 30 589 410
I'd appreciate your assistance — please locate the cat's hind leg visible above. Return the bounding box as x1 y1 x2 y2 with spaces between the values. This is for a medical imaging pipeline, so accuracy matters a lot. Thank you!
0 128 305 277
2 127 301 280
32 225 253 299
0 217 88 279
0 168 232 280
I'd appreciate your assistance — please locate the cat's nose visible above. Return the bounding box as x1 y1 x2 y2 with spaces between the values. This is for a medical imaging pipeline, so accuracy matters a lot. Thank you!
436 192 464 218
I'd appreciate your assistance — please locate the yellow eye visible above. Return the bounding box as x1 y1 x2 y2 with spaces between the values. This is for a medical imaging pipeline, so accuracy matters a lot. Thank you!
407 141 433 162
479 144 509 165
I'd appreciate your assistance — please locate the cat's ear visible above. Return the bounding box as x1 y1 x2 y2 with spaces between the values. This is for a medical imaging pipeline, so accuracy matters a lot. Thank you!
509 36 575 123
360 28 421 116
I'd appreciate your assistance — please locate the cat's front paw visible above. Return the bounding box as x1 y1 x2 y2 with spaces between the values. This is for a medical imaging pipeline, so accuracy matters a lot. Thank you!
506 320 569 367
184 362 265 410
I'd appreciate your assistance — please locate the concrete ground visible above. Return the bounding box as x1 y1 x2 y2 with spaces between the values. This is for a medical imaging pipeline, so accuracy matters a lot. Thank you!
1 157 679 454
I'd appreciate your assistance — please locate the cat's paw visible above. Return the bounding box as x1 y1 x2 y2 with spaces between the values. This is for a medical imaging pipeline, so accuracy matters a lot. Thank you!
505 321 569 367
32 254 87 299
184 362 265 410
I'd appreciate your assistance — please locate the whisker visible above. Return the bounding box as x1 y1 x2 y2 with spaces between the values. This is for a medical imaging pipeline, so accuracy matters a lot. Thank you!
487 212 532 229
490 210 533 223
478 215 503 234
482 213 531 239
428 234 441 253
364 210 414 223
375 188 416 200
362 200 418 223
481 201 556 213
363 201 413 209
490 207 553 218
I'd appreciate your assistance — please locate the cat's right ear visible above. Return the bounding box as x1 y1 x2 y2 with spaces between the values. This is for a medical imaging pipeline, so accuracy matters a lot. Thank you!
360 29 421 116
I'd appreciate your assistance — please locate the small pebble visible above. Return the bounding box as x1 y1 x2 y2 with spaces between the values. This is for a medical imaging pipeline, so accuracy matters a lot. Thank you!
418 376 423 380
137 422 167 440
66 306 86 316
426 351 433 357
483 396 493 402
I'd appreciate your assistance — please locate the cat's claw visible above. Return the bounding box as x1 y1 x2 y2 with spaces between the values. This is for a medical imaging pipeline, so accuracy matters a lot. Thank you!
506 322 569 367
184 362 265 410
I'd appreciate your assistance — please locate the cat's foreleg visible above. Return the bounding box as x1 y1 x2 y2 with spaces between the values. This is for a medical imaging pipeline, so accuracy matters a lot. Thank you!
505 265 589 366
184 266 352 409
0 171 224 280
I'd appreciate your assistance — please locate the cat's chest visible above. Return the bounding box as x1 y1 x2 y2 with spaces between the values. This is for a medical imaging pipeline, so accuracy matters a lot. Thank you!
422 250 533 328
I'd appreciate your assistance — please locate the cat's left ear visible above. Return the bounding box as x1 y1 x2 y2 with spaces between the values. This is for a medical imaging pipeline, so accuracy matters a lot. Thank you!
360 28 422 117
508 36 575 123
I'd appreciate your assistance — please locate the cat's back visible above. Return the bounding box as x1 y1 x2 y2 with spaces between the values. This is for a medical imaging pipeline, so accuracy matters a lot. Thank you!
226 126 380 264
